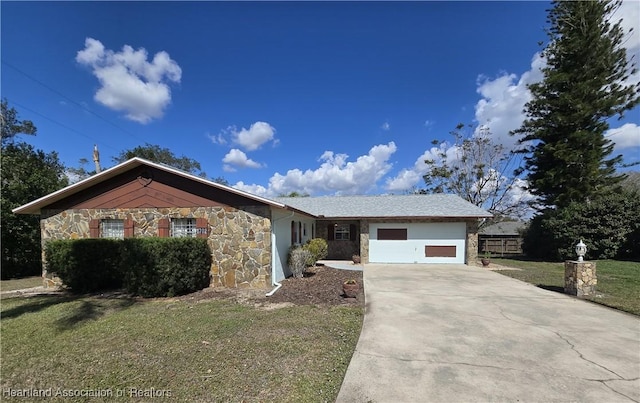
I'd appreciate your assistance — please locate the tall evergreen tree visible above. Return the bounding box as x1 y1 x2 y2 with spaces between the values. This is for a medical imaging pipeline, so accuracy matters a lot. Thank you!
513 0 640 208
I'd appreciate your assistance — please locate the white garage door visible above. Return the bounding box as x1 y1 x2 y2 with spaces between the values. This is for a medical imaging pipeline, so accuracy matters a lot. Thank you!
369 222 466 264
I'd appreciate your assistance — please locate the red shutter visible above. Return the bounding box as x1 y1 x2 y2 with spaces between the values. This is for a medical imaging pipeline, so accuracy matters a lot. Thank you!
89 219 100 238
196 218 209 239
124 219 134 238
158 218 170 238
350 224 357 242
327 224 334 241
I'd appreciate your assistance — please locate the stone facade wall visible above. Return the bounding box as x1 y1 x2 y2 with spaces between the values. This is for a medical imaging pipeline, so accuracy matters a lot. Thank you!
41 206 272 289
465 220 479 264
360 220 370 264
564 261 597 297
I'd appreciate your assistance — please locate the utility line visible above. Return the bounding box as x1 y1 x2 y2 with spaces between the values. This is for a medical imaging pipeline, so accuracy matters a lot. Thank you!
5 98 120 153
1 59 147 144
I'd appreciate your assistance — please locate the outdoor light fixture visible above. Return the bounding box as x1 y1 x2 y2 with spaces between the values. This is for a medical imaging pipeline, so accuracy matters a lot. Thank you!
575 240 587 262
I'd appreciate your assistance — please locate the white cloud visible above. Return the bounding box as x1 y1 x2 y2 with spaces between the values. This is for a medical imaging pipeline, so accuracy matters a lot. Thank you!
615 1 640 86
76 37 181 124
606 123 640 150
381 121 390 131
232 142 397 197
474 53 546 150
386 143 459 191
616 1 640 52
207 132 227 145
229 121 276 151
222 149 263 172
233 181 270 197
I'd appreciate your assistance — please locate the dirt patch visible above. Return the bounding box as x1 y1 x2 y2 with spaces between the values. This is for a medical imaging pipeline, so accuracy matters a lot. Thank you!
178 265 364 307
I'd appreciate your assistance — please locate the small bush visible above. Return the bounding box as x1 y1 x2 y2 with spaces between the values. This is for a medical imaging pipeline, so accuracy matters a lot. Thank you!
288 246 312 278
45 239 123 293
303 238 328 266
45 237 211 297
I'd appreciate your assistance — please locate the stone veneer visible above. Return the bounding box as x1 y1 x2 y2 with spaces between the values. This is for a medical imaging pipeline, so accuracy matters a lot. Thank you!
465 220 479 264
564 260 597 297
40 206 272 289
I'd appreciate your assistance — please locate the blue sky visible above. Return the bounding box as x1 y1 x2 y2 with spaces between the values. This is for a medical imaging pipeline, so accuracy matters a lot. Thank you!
2 1 639 197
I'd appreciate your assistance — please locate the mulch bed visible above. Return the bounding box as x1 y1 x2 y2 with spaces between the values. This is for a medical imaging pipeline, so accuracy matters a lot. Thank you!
266 265 364 307
178 265 364 307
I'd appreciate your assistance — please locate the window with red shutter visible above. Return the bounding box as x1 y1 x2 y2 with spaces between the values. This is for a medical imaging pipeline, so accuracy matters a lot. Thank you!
158 218 170 238
124 219 134 238
89 219 100 238
195 218 209 239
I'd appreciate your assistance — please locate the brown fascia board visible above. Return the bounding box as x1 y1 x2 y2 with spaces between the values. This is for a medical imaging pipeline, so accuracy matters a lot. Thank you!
12 157 289 215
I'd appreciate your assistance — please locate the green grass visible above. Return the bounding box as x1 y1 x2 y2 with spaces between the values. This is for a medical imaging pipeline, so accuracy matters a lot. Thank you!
493 258 640 315
0 295 363 402
0 276 43 292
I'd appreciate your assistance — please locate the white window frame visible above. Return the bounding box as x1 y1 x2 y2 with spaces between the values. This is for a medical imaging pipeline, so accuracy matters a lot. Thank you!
171 218 197 238
335 224 350 241
101 219 124 239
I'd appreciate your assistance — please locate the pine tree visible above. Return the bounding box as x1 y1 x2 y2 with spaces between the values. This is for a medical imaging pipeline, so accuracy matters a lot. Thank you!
513 0 640 208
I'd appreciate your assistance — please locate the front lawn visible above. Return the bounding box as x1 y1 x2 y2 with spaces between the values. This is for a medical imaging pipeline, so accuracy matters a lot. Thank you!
493 258 640 315
0 293 363 402
0 276 43 292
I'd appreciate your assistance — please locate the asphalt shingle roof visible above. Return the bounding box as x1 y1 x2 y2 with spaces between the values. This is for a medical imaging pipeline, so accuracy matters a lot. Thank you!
275 194 492 219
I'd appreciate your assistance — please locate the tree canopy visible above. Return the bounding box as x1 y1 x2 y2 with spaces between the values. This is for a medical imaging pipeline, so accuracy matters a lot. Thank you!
513 0 640 208
422 123 530 224
1 99 36 145
2 142 68 278
113 143 207 178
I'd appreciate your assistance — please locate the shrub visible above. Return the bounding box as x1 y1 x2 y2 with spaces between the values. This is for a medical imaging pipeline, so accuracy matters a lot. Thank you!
522 189 640 260
45 239 123 293
288 246 312 278
303 238 328 266
45 237 212 297
122 238 211 297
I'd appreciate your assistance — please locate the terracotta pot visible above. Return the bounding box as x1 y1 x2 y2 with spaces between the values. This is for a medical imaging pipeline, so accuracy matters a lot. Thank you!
481 258 491 267
352 255 361 264
343 282 359 298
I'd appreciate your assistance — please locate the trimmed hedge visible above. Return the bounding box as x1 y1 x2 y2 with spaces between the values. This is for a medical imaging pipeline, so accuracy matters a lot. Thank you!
45 238 212 297
122 238 211 297
45 239 123 293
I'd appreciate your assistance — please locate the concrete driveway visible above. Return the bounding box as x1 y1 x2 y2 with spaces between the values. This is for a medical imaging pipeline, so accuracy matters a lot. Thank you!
337 264 640 403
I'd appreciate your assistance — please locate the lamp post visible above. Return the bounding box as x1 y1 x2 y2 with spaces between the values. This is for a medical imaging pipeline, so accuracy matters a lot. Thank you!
575 240 587 262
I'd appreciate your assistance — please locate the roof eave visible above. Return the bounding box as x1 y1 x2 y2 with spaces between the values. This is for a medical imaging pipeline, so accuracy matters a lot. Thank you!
314 215 493 220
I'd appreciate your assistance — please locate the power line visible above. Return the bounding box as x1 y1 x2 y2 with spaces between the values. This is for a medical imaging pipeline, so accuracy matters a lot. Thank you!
5 98 120 153
1 59 147 144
